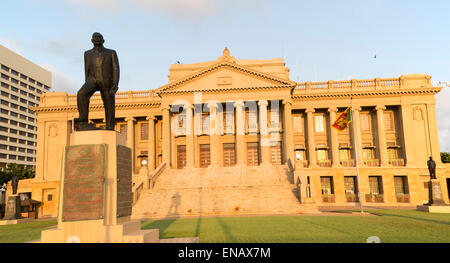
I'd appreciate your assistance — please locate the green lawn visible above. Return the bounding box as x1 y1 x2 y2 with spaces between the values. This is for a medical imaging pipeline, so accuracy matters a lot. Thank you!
0 220 57 243
141 210 450 243
0 210 449 243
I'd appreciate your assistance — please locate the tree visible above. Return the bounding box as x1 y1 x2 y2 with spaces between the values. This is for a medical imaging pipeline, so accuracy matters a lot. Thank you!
441 152 450 163
0 163 35 185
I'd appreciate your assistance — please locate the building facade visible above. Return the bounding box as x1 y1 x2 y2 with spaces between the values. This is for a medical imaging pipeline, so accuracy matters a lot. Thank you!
0 45 51 169
12 48 450 218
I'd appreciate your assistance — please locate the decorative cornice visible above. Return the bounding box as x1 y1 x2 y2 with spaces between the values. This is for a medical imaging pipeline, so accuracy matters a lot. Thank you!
33 102 161 113
158 84 295 95
291 88 442 100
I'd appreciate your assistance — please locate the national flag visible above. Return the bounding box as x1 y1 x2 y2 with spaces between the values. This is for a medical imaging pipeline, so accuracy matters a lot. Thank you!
331 107 352 131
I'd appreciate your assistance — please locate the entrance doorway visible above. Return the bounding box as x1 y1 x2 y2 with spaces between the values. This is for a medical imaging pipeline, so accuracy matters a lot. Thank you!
223 143 236 166
247 142 259 166
447 178 450 201
42 188 56 217
270 142 282 165
177 145 186 169
200 144 211 168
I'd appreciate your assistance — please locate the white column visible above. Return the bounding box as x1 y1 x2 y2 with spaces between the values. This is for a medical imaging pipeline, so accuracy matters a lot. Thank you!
185 104 195 168
376 105 389 166
328 107 340 167
306 108 317 167
234 100 246 166
146 115 156 171
258 100 271 165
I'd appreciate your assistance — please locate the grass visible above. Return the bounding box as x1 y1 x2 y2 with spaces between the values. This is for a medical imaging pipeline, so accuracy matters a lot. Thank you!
0 210 449 243
0 220 57 243
141 209 450 243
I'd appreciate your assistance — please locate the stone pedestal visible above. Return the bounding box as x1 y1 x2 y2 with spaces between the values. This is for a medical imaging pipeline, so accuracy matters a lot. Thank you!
4 195 21 220
417 179 450 213
41 130 159 243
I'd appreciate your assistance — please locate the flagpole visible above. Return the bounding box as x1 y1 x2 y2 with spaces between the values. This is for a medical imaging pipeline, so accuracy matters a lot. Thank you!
351 97 364 213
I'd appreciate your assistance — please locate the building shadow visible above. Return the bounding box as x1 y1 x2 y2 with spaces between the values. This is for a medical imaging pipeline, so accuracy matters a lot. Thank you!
216 217 237 242
142 191 181 237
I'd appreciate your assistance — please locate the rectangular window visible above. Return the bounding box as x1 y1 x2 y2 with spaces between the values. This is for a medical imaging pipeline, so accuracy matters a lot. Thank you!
362 148 373 161
248 109 257 133
394 176 409 195
320 176 334 195
140 123 149 140
295 149 304 160
384 112 393 130
314 115 324 132
224 111 234 134
317 149 327 160
177 113 186 135
201 113 209 134
270 109 279 129
293 116 302 133
387 148 398 161
360 113 370 132
120 124 127 138
369 176 383 194
344 176 358 195
339 149 350 161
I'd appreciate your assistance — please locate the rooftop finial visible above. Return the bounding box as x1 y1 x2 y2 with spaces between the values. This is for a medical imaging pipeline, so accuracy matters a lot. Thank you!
223 47 230 57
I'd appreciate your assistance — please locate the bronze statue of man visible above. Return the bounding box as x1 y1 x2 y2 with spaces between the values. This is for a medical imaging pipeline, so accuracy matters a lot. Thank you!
427 156 437 180
75 32 120 131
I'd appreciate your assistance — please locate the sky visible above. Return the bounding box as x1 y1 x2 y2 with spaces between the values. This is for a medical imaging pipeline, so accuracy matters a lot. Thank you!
1 0 450 151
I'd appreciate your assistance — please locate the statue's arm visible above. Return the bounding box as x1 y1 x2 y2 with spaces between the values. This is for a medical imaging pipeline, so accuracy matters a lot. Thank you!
84 51 89 82
112 50 120 88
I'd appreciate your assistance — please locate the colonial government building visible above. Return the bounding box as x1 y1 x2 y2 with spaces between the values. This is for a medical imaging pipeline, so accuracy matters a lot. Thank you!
8 48 450 218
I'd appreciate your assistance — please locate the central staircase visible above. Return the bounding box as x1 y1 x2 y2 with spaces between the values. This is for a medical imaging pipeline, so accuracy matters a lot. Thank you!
132 165 318 219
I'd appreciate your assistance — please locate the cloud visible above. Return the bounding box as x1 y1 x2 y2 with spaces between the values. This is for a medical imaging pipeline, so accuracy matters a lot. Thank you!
39 64 79 94
62 0 268 22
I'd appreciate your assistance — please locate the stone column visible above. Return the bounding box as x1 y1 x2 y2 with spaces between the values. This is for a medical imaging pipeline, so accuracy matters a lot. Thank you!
283 100 294 164
328 107 340 167
146 116 156 171
400 103 414 166
376 105 389 166
207 102 219 166
125 117 135 149
258 100 271 165
161 106 171 167
306 108 317 168
185 104 195 168
352 107 365 167
125 117 135 173
234 100 246 166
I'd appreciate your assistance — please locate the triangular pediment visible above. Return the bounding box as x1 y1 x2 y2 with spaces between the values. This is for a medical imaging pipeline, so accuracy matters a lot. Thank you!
156 61 296 94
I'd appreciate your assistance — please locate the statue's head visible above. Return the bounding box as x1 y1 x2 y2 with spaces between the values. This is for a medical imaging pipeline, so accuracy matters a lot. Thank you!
429 156 433 160
91 32 104 46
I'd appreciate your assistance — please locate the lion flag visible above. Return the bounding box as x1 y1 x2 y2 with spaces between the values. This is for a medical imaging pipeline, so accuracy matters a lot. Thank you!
331 107 352 131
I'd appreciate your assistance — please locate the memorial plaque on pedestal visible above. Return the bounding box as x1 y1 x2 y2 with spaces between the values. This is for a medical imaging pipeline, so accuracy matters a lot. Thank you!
62 144 106 221
430 179 445 205
116 145 132 217
4 196 20 219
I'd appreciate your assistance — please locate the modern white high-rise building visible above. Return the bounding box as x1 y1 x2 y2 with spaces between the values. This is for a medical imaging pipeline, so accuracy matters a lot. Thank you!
0 45 51 169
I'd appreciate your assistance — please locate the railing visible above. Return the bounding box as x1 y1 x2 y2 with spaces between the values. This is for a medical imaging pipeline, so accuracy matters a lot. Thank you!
365 194 384 203
340 160 355 167
296 160 309 168
346 194 359 203
396 194 410 203
389 158 405 167
294 77 402 93
149 162 167 190
67 90 159 104
322 194 335 203
364 159 380 167
317 160 331 168
132 180 144 205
